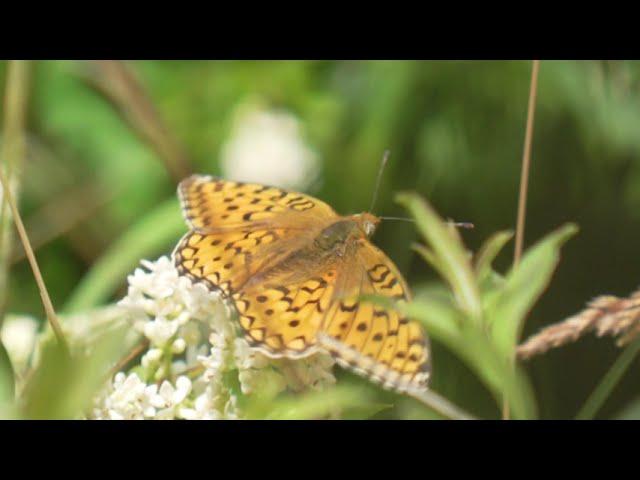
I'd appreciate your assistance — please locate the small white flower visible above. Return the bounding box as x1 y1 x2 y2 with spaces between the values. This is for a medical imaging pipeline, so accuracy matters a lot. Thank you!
199 348 226 381
220 101 319 190
143 316 179 346
0 315 39 371
171 338 186 354
141 348 163 369
234 337 269 369
92 255 338 420
173 376 192 404
179 387 221 420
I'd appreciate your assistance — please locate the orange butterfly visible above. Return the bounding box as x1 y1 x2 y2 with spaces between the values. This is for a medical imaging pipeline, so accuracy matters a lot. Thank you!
173 175 431 395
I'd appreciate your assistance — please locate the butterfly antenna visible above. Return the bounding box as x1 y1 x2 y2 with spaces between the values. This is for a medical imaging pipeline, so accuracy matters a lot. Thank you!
380 216 415 223
380 216 474 229
446 219 475 230
369 150 390 213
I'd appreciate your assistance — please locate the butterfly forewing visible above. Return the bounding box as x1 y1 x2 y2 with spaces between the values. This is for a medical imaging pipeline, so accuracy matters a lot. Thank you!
178 174 336 231
173 175 431 394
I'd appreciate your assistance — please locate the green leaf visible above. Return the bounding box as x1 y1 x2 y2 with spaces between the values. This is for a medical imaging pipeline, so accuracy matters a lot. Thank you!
489 223 578 358
260 385 376 420
64 198 185 313
396 192 482 322
0 339 15 411
474 230 513 283
412 243 449 281
402 297 462 347
340 402 393 420
21 326 127 419
614 395 640 420
456 327 537 419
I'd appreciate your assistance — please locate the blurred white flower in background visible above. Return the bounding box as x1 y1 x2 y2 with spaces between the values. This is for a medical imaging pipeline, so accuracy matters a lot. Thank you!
220 101 320 190
90 255 336 420
0 315 38 373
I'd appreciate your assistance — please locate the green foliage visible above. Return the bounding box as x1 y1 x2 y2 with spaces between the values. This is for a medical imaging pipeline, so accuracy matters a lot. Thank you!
19 327 127 419
0 340 14 408
64 198 184 313
241 382 389 420
577 338 640 420
397 192 577 419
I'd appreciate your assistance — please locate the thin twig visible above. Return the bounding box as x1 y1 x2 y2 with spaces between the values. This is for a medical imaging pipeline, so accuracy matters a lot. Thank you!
10 182 113 264
0 166 68 350
504 60 541 420
106 339 149 380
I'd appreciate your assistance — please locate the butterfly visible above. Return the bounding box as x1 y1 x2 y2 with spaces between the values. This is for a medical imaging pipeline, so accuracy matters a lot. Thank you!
173 174 431 395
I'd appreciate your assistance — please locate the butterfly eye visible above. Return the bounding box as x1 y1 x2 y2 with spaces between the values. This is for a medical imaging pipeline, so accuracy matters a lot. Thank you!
364 222 376 236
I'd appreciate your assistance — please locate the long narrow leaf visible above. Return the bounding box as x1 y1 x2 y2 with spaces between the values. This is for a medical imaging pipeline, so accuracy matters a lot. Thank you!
489 224 578 358
64 198 184 312
474 230 513 282
396 192 482 321
0 340 14 409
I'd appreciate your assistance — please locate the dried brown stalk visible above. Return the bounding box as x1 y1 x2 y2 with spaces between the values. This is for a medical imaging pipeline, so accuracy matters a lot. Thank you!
517 288 640 360
77 60 192 183
10 182 112 264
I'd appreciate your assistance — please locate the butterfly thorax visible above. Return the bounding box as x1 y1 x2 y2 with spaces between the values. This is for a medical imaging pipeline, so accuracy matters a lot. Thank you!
314 213 380 254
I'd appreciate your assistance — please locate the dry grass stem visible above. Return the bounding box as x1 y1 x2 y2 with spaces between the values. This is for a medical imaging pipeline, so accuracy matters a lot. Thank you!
505 59 541 419
0 61 30 318
10 182 112 264
107 339 149 381
518 288 640 360
0 165 68 349
78 60 192 182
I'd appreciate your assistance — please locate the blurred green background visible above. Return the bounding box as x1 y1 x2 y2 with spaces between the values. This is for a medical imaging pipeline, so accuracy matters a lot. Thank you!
2 60 640 419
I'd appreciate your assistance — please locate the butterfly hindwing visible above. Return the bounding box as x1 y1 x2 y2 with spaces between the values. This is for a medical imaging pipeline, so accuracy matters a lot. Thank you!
233 270 337 358
319 243 431 394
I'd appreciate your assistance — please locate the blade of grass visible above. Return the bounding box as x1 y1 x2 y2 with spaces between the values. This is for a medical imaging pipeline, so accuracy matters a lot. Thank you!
64 198 184 312
10 182 112 264
514 60 541 267
76 60 192 183
0 339 14 406
0 164 68 351
0 61 67 351
407 387 476 420
576 338 640 420
505 59 540 420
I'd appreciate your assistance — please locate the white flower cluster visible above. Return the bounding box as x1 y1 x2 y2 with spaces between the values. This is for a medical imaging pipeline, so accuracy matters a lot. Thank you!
90 256 335 420
220 101 320 191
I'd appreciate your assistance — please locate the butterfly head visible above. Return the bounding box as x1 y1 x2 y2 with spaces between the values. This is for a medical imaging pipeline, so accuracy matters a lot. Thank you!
353 212 380 238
